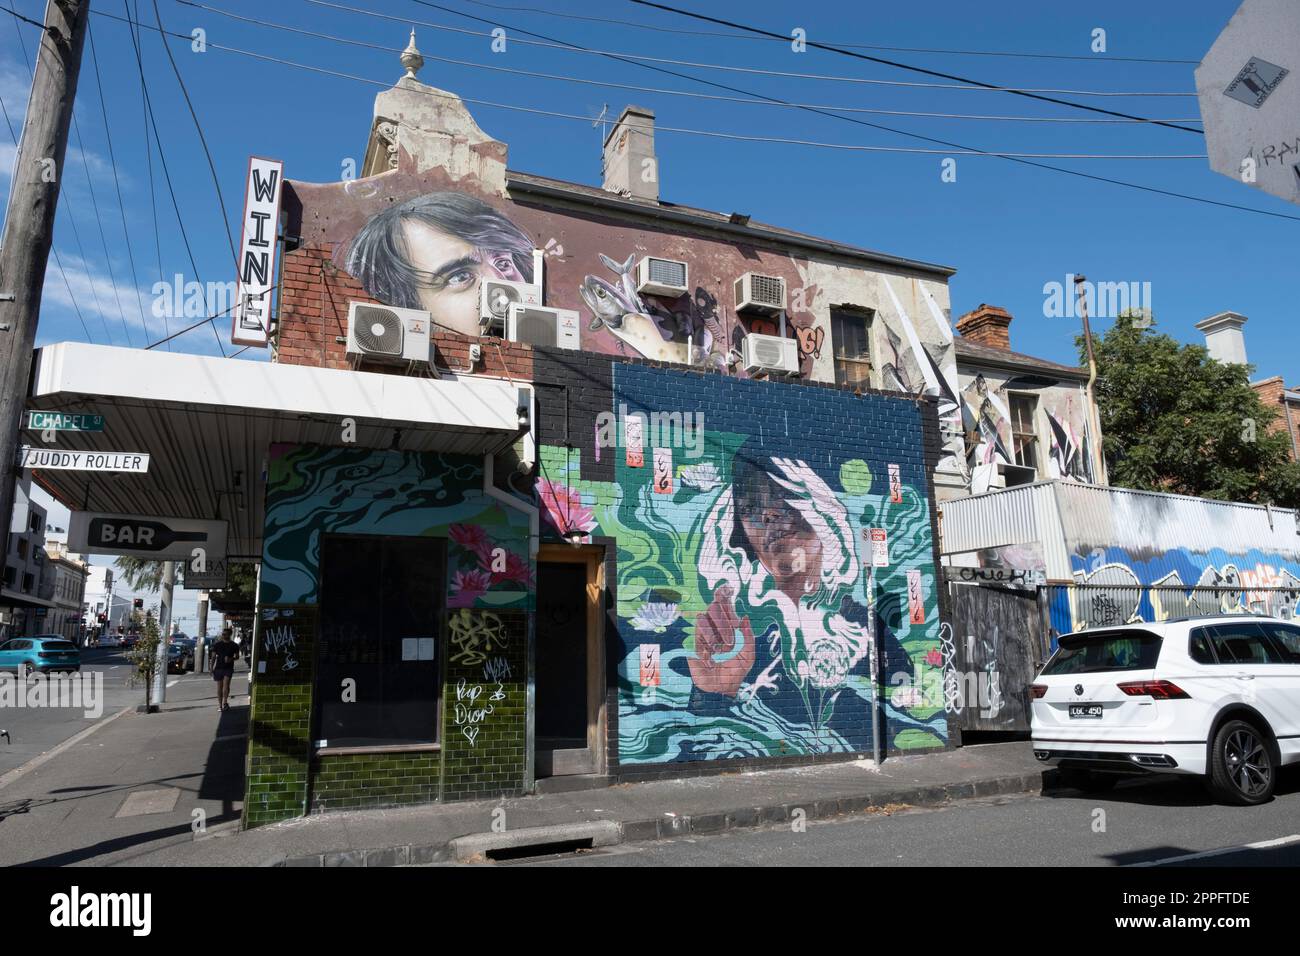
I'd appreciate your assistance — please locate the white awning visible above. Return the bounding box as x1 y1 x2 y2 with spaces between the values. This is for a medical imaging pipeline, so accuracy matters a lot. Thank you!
25 343 527 559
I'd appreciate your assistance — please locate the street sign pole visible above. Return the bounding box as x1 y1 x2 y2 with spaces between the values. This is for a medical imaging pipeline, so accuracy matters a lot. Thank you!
196 591 209 673
151 562 176 706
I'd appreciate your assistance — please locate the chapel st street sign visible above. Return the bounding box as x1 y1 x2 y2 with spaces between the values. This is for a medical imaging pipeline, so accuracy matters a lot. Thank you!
19 447 149 473
25 411 105 432
68 512 229 560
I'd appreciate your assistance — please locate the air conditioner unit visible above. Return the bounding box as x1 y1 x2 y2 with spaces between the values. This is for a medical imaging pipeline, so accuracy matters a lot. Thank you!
479 279 542 330
345 302 431 363
506 304 581 350
996 462 1037 488
742 333 799 376
735 272 786 315
636 257 689 298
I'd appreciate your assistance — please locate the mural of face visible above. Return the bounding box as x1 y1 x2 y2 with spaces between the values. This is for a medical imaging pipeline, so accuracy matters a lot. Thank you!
737 471 823 598
399 219 526 336
342 191 536 337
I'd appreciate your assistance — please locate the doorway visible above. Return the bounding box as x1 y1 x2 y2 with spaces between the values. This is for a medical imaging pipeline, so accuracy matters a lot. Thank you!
535 546 604 777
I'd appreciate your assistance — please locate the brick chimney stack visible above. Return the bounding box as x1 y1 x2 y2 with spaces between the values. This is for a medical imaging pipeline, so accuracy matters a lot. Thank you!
955 304 1013 350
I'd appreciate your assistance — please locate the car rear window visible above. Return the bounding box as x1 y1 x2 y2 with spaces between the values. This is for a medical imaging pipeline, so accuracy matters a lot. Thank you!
40 640 76 651
1041 629 1162 675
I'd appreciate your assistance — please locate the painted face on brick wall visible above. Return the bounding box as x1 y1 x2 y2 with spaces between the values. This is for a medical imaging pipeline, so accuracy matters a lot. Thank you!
342 191 536 338
738 476 822 597
400 219 527 336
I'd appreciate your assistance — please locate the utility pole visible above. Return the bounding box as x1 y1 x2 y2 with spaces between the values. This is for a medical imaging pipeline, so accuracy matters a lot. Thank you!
1073 274 1110 486
196 590 209 672
0 1 90 545
151 561 176 705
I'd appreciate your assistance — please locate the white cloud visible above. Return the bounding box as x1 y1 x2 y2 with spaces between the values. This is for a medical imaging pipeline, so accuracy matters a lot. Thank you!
41 249 154 344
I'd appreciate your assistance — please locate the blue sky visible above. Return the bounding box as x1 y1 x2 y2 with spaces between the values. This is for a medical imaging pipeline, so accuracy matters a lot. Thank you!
2 0 1296 380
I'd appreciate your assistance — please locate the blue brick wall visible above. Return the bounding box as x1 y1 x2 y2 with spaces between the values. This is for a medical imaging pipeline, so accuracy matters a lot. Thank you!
534 351 952 772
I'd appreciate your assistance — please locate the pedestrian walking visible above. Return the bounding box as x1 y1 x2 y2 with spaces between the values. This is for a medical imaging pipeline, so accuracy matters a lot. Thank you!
211 628 239 712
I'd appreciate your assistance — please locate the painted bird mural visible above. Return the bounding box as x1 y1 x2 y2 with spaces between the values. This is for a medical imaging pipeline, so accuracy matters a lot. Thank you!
581 254 711 365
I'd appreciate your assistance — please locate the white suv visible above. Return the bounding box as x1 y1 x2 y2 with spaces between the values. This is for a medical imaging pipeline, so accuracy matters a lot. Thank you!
1030 615 1300 805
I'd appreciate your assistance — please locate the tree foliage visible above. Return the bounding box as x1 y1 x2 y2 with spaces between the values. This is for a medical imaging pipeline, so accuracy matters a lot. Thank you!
114 556 164 592
1080 312 1300 508
127 608 163 711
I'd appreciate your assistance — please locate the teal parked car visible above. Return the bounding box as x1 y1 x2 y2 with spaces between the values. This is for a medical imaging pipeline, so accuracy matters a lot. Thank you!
0 635 81 677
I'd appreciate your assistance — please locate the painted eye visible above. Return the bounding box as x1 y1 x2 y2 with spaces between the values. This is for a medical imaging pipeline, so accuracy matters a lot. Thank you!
446 268 476 289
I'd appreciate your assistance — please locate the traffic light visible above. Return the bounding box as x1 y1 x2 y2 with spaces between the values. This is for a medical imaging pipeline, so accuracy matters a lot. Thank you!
133 598 144 610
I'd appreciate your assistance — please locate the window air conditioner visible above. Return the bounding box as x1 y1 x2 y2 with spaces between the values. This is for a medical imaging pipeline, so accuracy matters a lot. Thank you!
345 302 431 363
506 304 581 350
735 272 786 315
742 333 799 376
635 257 689 298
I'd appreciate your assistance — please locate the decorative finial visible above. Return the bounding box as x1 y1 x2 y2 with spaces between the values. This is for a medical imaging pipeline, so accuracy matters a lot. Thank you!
400 29 424 80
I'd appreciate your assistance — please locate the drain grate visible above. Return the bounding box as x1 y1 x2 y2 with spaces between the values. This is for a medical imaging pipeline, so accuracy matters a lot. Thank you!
486 838 595 862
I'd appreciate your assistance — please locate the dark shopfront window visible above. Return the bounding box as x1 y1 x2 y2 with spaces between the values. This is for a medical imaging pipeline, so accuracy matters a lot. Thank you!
316 536 446 748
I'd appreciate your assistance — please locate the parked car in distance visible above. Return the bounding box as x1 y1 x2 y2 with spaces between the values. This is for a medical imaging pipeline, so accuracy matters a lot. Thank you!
167 637 196 673
1031 615 1300 805
0 635 82 677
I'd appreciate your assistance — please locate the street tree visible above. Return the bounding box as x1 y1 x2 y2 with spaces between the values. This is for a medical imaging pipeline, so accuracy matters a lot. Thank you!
127 609 164 713
1079 311 1300 508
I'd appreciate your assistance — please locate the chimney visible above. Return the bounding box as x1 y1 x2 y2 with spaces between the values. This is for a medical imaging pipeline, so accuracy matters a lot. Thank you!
602 105 658 202
956 304 1014 350
1195 311 1248 365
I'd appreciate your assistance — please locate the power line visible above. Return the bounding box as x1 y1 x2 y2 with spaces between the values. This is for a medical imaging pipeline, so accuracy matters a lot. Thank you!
112 9 1201 160
122 0 228 357
629 0 1200 132
129 0 172 350
16 0 136 346
151 0 238 268
70 112 135 346
0 3 44 31
4 8 109 348
87 21 154 348
458 0 1200 65
305 0 1197 98
183 2 1203 126
0 94 97 345
402 0 1298 223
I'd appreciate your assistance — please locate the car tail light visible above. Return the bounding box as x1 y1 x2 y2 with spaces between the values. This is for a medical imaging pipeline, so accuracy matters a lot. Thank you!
1117 679 1190 699
1030 683 1048 699
37 651 51 658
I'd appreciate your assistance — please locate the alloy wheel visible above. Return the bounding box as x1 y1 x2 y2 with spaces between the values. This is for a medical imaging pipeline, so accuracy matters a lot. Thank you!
1224 728 1270 798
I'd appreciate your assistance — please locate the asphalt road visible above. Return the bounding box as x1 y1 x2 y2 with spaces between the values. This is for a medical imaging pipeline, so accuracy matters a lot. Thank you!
511 771 1300 867
0 647 174 777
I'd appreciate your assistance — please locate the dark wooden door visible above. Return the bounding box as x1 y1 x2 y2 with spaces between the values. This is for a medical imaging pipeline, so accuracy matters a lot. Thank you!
946 584 1046 733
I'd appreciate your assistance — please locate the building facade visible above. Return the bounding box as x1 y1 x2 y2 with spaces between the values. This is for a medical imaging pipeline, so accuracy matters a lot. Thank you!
242 61 958 824
1 478 54 639
43 542 89 643
949 304 1105 498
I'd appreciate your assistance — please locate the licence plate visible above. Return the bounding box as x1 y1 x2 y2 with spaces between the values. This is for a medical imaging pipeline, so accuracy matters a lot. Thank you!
1069 704 1103 719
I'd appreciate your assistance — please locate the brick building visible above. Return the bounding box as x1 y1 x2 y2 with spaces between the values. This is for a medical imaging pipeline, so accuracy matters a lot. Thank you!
234 46 964 825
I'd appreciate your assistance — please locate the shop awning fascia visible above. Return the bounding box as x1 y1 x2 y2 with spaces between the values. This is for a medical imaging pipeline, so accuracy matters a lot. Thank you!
25 343 529 558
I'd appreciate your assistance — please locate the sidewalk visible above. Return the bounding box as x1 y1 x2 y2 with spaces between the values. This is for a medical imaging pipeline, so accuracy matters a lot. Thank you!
0 663 248 867
0 667 1051 866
